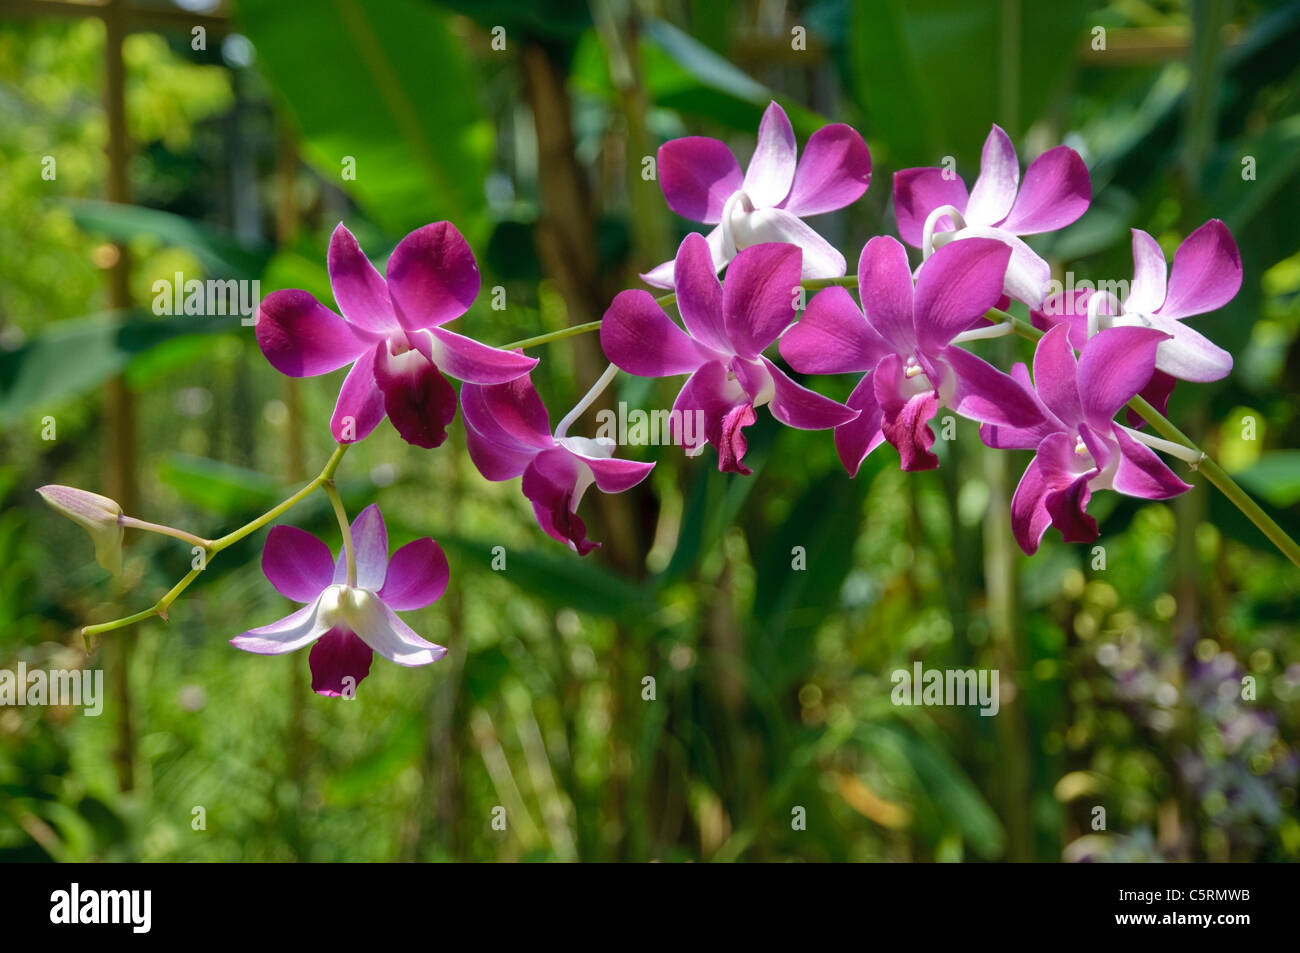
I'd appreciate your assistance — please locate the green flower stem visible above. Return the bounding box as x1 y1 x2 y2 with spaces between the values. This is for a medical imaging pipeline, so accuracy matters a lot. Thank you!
116 516 211 548
82 443 353 638
323 480 356 588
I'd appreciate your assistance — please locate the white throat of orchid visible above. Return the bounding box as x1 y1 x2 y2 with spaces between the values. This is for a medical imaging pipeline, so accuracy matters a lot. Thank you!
900 355 955 405
922 204 968 260
718 190 756 259
1084 289 1127 339
318 584 378 626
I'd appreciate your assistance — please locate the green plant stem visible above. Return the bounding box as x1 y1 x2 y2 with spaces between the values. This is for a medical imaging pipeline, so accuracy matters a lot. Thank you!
323 480 356 588
82 443 352 637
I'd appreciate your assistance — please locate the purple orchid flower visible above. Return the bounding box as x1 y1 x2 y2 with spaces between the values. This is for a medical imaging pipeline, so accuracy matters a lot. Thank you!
602 235 858 475
1031 220 1243 399
643 101 871 288
232 504 448 697
981 324 1192 555
893 124 1091 307
461 373 655 554
256 222 537 449
780 235 1041 474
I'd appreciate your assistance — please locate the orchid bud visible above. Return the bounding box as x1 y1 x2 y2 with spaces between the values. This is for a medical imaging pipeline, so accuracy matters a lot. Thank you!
36 485 124 575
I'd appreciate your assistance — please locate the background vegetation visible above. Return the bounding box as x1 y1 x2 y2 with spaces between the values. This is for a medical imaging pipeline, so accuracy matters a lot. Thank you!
1 0 1297 862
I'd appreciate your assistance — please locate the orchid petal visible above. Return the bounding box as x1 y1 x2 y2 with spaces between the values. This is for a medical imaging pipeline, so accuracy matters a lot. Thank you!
262 525 334 603
256 290 372 378
834 370 887 477
856 235 917 354
232 594 333 655
421 327 538 384
1125 229 1167 315
943 345 1042 428
721 242 802 357
379 538 449 611
1157 219 1243 321
673 232 730 352
327 223 397 334
1032 325 1084 428
522 449 598 554
1111 426 1193 500
762 357 858 430
782 123 872 217
658 136 743 223
601 289 717 376
330 503 388 592
373 342 458 449
965 125 1020 226
742 101 797 207
345 591 446 666
780 285 889 375
914 237 1012 353
997 145 1091 235
385 221 480 331
1077 325 1168 430
729 207 845 279
308 628 374 697
892 167 969 248
330 343 387 444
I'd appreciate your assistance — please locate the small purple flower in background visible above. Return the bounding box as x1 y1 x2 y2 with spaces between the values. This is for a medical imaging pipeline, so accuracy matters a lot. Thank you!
461 373 655 554
893 124 1091 307
982 324 1193 555
602 235 857 475
780 235 1040 475
256 222 537 449
233 504 448 697
643 101 871 288
1030 220 1243 423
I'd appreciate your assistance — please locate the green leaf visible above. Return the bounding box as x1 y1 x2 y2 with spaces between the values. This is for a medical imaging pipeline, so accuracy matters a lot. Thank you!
157 453 284 515
845 0 1089 166
1233 451 1300 508
67 199 271 279
237 0 493 242
0 311 242 424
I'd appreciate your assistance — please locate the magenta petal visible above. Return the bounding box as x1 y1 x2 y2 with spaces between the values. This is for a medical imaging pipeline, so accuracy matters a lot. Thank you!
834 371 886 477
782 123 872 217
880 390 940 472
330 343 387 444
913 238 1012 352
1045 475 1099 544
373 342 458 449
1077 325 1168 430
600 289 716 376
1111 426 1193 500
980 362 1060 450
1157 219 1243 321
943 345 1042 429
459 375 552 453
1032 325 1084 428
328 223 397 333
997 145 1091 235
856 235 917 353
672 362 755 474
308 627 374 697
742 101 797 207
1010 455 1054 556
1031 289 1092 349
892 167 969 248
573 452 655 494
1125 229 1168 315
780 286 887 375
722 243 803 357
231 596 332 655
761 357 858 430
379 537 449 611
965 125 1020 226
331 503 388 591
522 449 598 554
256 290 371 377
262 525 333 603
422 327 538 384
673 233 730 352
1141 312 1233 382
658 136 743 223
385 221 480 331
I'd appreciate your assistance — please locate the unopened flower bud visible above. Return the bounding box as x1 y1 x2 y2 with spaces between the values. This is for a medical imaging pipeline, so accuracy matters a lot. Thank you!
36 485 124 575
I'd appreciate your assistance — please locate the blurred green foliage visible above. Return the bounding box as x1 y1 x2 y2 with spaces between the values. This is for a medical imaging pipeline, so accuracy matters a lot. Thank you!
0 0 1297 862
